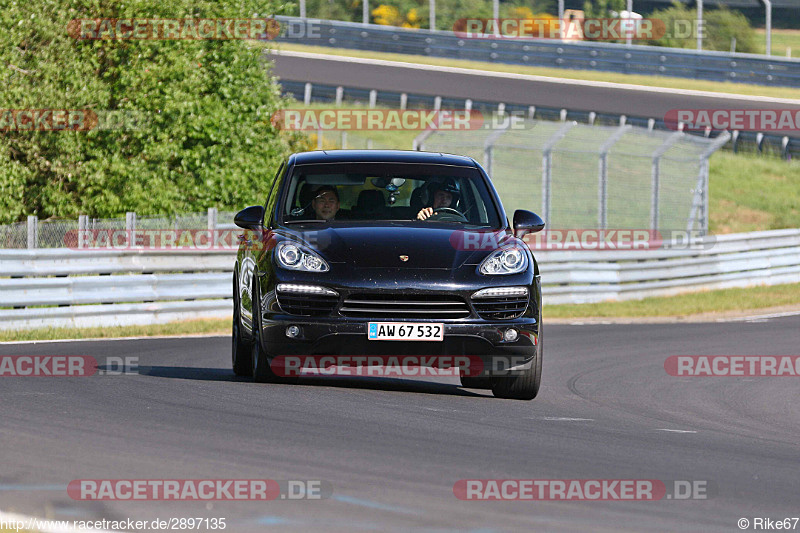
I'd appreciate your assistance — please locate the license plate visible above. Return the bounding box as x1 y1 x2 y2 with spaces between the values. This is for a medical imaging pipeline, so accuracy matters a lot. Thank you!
367 322 444 341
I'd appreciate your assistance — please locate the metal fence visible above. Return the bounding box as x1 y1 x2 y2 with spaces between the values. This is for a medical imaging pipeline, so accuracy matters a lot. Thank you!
0 208 238 249
273 16 800 88
279 79 798 159
2 229 800 330
418 119 731 234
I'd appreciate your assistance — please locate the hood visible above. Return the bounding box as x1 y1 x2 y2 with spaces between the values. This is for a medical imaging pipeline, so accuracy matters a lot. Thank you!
279 224 513 270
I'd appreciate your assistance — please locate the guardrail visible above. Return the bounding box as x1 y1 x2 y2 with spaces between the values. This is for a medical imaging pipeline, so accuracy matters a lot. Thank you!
2 228 799 330
274 16 800 88
538 229 800 304
0 249 233 330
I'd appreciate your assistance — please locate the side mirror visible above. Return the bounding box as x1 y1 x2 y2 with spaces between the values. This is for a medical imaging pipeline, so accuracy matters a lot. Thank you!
234 205 265 230
513 210 545 235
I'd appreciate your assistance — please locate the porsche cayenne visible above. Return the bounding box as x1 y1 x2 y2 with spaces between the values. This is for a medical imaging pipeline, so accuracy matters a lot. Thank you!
232 150 545 400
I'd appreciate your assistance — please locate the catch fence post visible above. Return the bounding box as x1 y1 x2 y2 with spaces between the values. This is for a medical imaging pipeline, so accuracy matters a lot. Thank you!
597 125 631 230
540 122 575 225
650 131 683 231
27 215 38 249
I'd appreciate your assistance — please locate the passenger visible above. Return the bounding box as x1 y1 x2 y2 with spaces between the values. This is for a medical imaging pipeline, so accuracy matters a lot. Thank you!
416 179 461 220
312 185 340 221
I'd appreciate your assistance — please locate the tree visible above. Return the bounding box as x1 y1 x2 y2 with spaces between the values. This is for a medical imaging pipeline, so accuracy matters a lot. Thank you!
646 2 757 53
0 0 309 224
583 0 626 19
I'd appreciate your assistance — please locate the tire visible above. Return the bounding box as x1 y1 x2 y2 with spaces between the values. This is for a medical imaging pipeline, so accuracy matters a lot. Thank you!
491 323 543 401
231 272 253 377
251 278 298 385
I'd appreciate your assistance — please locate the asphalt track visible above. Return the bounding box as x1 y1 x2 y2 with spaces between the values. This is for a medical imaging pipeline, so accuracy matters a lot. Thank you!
270 51 800 136
2 316 799 532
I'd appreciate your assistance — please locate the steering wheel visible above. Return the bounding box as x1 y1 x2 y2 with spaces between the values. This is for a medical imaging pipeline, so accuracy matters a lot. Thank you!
426 207 468 222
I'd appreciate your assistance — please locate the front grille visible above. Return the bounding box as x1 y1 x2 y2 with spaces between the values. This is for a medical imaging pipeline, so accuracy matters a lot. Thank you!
340 293 470 319
472 295 529 320
276 293 338 316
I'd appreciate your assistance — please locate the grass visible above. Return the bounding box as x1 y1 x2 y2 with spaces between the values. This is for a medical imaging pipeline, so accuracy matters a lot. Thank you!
756 29 800 58
270 42 800 101
709 151 800 233
0 318 229 342
544 282 800 318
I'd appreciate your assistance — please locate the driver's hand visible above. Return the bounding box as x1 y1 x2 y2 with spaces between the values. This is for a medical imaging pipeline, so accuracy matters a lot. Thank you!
417 207 434 220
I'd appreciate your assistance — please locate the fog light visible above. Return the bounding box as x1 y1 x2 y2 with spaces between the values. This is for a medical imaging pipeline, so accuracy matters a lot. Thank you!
503 328 519 342
286 325 301 338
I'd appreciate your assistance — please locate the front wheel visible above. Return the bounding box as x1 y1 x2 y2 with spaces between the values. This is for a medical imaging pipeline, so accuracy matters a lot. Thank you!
251 279 298 385
491 324 543 400
232 272 252 377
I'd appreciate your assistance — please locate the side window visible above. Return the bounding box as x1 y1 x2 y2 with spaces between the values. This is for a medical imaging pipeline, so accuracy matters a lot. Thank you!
263 162 286 227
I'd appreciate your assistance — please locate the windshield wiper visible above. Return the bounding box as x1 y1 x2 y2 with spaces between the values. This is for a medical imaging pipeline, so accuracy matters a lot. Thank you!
284 219 330 224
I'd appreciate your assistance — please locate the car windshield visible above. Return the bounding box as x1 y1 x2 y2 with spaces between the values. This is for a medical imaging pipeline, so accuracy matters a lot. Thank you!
280 162 502 228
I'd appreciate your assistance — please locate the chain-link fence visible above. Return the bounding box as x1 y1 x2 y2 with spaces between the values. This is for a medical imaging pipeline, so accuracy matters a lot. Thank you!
0 209 239 249
1 117 729 248
416 119 730 234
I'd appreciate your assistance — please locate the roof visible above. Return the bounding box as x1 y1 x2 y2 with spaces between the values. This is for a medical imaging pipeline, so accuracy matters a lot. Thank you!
290 150 478 167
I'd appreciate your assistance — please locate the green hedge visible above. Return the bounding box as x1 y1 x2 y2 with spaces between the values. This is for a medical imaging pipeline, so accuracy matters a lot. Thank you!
0 0 310 224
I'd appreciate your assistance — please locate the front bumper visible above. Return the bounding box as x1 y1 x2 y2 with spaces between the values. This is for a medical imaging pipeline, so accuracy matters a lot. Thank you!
258 315 538 360
256 270 541 367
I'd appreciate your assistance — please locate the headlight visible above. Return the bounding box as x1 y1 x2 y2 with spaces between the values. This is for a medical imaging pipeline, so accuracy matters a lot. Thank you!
479 246 528 275
276 242 329 272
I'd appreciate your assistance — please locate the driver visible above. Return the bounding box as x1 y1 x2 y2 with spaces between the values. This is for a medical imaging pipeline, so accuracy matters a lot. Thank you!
311 185 340 221
416 179 461 220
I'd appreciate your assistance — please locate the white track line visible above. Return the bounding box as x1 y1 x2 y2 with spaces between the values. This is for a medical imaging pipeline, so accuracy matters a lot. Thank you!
716 309 800 323
271 49 800 105
655 429 697 434
0 333 227 345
